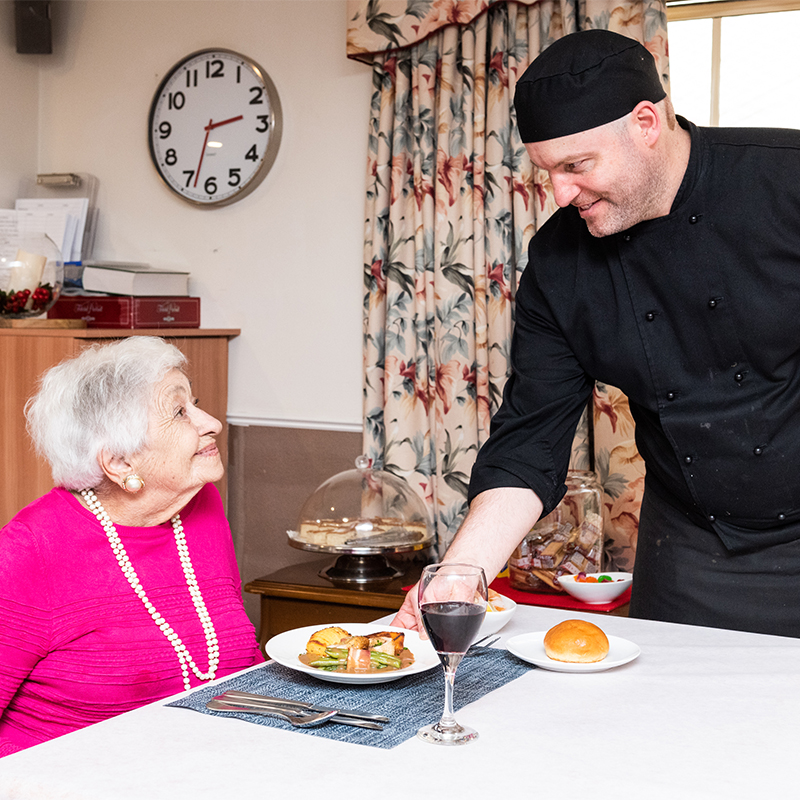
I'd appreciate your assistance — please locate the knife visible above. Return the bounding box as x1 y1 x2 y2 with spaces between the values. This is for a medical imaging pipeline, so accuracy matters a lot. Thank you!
209 698 384 730
214 695 383 731
218 690 389 723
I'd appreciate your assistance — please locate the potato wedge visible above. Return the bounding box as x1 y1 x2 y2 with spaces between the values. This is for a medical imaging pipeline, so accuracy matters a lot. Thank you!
305 626 350 655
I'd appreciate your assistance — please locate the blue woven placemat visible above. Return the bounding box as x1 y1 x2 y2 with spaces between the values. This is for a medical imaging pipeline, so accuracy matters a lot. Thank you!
168 646 532 748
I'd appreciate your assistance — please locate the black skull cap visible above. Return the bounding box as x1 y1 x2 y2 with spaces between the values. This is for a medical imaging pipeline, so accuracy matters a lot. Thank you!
514 29 666 143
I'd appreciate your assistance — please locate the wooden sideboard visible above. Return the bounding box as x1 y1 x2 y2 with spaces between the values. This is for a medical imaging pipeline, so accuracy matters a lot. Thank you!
244 559 424 649
0 327 239 526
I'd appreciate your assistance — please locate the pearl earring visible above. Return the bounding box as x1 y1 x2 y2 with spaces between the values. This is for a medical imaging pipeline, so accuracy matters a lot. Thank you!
122 474 145 493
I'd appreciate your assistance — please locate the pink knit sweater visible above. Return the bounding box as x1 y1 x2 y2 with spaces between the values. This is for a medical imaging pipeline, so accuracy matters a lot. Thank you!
0 484 263 757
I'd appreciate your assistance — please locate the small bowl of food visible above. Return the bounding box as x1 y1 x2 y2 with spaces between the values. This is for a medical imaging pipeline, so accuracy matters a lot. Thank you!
556 571 632 604
478 589 517 637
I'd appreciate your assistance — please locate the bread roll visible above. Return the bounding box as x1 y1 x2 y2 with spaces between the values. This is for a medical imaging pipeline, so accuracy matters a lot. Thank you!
543 619 609 663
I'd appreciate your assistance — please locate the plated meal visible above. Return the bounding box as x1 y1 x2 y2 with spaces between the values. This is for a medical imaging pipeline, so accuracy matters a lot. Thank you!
506 618 640 673
299 626 415 673
265 623 439 684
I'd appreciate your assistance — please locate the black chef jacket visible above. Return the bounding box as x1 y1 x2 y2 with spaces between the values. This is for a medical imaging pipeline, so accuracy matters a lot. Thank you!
469 118 800 629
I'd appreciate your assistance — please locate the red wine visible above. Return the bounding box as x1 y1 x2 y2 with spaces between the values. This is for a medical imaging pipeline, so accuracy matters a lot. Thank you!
420 601 485 653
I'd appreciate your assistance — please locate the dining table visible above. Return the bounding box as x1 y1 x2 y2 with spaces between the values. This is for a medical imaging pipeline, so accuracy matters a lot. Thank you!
1 602 797 799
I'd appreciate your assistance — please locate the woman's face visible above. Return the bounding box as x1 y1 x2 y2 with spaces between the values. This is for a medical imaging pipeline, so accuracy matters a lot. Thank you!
132 368 224 500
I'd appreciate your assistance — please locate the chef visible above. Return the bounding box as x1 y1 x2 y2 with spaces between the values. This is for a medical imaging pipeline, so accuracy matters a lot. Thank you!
395 28 800 638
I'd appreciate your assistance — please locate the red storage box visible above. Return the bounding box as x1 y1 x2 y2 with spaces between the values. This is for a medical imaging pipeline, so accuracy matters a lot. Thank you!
48 295 200 329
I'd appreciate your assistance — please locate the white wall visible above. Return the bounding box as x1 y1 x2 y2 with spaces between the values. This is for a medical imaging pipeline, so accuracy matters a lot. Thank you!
26 0 371 428
0 2 39 206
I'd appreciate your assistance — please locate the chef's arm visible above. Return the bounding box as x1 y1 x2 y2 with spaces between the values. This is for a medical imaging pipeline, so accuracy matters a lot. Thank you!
391 486 543 630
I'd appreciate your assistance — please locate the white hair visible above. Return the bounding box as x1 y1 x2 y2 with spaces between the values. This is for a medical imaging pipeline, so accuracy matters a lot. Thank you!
26 337 187 490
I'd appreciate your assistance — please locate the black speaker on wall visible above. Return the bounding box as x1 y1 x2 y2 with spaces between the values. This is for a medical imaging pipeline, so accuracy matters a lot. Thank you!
15 1 52 54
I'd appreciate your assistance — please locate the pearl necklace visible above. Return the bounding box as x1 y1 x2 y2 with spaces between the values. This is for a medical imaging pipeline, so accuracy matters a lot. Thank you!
81 489 219 692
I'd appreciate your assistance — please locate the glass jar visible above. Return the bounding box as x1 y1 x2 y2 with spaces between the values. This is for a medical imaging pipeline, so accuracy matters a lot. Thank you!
509 470 604 594
0 234 63 319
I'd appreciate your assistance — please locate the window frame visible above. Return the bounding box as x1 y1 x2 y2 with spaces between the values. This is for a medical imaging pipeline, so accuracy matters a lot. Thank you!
667 0 800 126
667 0 800 23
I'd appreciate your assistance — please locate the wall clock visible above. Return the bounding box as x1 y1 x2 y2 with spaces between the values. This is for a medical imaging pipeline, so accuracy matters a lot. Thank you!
148 48 282 208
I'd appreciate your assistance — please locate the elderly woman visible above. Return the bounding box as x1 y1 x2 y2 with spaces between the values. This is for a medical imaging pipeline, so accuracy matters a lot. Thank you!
0 337 262 756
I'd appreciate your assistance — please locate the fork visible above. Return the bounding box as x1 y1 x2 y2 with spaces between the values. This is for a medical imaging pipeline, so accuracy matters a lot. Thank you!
205 698 337 727
470 635 501 649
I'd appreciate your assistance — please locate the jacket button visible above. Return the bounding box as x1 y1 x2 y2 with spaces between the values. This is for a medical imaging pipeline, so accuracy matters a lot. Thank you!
778 513 787 522
708 298 718 309
666 391 676 401
689 215 701 224
623 234 631 242
734 372 744 382
753 446 763 456
645 311 656 321
708 514 716 522
684 455 693 464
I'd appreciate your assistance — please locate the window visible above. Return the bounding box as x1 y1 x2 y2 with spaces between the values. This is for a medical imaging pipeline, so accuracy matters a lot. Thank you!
667 0 800 127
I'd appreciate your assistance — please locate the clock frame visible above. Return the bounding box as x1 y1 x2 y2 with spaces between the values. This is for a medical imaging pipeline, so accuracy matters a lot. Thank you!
148 48 282 208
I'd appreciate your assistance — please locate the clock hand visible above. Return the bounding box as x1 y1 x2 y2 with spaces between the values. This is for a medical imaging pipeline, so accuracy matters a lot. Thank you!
205 114 244 130
194 118 213 188
193 115 244 188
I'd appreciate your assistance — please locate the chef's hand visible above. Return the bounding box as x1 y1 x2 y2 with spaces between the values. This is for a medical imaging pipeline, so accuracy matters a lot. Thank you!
392 488 543 633
391 583 423 633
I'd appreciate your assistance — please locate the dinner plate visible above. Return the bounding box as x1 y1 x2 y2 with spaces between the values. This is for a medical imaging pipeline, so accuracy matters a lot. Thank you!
506 631 640 673
265 623 440 684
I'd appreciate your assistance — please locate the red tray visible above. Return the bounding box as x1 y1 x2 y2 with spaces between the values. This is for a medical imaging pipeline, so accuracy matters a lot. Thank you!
489 576 631 613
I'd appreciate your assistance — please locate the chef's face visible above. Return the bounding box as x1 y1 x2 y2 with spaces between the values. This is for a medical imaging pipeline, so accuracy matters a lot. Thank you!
525 114 668 237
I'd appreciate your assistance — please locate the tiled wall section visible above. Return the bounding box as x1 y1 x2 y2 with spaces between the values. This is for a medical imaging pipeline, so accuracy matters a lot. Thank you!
227 424 364 626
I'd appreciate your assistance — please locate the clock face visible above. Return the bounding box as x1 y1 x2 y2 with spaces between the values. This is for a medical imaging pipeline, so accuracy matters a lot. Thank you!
148 49 282 207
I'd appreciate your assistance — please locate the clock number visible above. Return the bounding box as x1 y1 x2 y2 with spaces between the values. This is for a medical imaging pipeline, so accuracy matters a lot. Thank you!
158 121 172 139
182 170 195 188
245 145 259 162
206 59 224 79
167 91 185 110
185 69 198 88
204 177 218 195
255 115 270 133
236 65 242 84
249 86 265 105
165 149 178 166
228 168 241 187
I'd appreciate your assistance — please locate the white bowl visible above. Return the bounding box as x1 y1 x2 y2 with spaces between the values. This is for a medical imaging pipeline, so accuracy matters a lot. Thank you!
556 572 632 604
478 594 517 637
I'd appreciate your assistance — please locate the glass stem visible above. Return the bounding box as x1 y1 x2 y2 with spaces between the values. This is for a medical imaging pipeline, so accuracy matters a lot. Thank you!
437 656 462 733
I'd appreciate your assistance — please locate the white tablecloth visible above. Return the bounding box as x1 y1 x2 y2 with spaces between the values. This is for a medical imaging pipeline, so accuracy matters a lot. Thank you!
1 605 798 799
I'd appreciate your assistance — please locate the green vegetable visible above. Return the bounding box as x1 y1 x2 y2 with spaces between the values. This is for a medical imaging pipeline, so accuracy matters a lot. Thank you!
370 651 402 669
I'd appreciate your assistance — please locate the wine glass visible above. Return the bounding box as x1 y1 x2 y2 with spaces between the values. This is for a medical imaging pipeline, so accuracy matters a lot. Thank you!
417 562 488 745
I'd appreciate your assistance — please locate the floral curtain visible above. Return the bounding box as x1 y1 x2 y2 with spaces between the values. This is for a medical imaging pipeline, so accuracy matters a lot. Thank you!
352 0 668 566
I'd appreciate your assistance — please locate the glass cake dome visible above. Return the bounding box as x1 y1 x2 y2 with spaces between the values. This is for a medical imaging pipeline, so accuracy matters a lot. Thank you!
288 455 433 584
